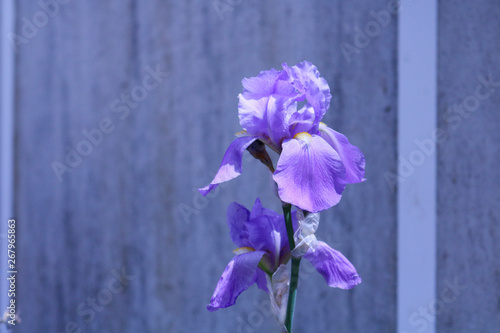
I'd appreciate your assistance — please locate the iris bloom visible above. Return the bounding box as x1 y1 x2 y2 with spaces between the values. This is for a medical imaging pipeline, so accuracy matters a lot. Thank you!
207 199 361 312
199 61 365 213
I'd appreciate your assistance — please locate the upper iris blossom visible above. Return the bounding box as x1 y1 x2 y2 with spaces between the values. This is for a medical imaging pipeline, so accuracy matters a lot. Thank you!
199 61 365 213
208 199 361 312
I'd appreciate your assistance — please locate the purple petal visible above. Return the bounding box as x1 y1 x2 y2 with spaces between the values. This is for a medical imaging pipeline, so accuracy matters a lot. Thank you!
199 136 257 196
304 241 361 289
207 251 266 311
319 123 366 184
273 133 346 213
246 199 287 266
264 95 295 147
288 105 316 137
239 93 296 147
249 198 281 222
241 68 282 99
247 215 282 267
255 269 269 292
238 96 269 138
226 202 252 248
282 61 332 132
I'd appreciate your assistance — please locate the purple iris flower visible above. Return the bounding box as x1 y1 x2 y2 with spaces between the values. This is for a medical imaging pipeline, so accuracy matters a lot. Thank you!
207 198 361 311
199 61 365 213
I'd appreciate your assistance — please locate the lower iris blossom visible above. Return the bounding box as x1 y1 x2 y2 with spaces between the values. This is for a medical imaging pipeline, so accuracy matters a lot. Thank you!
207 199 361 317
199 61 365 213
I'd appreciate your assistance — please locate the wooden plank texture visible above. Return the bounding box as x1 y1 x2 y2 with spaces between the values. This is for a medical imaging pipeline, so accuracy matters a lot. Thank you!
13 1 397 332
437 1 500 332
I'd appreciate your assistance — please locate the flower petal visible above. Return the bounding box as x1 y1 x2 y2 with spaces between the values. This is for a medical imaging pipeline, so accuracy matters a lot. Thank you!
255 269 268 292
226 202 252 248
241 68 282 98
319 123 366 184
283 61 332 132
273 134 346 213
207 251 266 311
304 241 361 289
238 96 269 138
199 136 257 196
246 199 287 267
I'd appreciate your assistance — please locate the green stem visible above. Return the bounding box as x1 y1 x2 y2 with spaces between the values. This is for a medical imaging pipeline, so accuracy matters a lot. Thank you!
283 204 301 333
258 262 273 277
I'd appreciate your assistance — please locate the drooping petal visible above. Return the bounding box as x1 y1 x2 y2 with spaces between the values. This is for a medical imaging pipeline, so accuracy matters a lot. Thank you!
283 61 332 132
207 251 266 311
255 269 269 292
226 202 252 248
273 133 346 213
303 241 361 289
199 136 257 196
319 123 366 184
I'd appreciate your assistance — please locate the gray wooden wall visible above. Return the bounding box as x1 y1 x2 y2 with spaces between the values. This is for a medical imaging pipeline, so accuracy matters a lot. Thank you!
437 1 500 331
7 0 498 332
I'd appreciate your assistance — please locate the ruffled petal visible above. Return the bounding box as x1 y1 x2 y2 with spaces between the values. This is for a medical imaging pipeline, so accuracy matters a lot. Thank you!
199 136 257 196
319 123 365 184
283 61 332 132
273 133 346 213
207 251 266 311
241 68 282 99
303 241 361 289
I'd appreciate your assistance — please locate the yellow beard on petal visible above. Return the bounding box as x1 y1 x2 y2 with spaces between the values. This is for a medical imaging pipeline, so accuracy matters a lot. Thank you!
233 246 255 255
293 132 313 144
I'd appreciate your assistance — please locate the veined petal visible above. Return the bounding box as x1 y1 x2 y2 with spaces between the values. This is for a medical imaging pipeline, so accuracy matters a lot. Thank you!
273 133 346 213
283 61 332 131
265 95 294 147
319 123 366 184
241 68 282 98
246 199 285 267
207 250 266 311
238 96 269 138
304 241 361 289
199 136 257 196
227 202 252 248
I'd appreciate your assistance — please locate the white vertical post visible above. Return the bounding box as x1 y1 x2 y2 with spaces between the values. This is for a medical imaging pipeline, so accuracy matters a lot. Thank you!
398 0 437 332
1 0 15 331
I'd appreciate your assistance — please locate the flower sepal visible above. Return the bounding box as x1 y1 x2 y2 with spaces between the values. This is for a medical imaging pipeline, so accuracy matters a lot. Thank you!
291 210 319 259
266 264 290 332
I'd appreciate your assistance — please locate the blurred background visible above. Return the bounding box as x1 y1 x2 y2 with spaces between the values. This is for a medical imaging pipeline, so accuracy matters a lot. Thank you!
0 1 499 332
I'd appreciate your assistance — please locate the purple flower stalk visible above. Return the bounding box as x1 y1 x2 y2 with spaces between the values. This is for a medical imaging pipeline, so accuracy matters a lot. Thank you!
199 61 365 213
207 199 361 312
